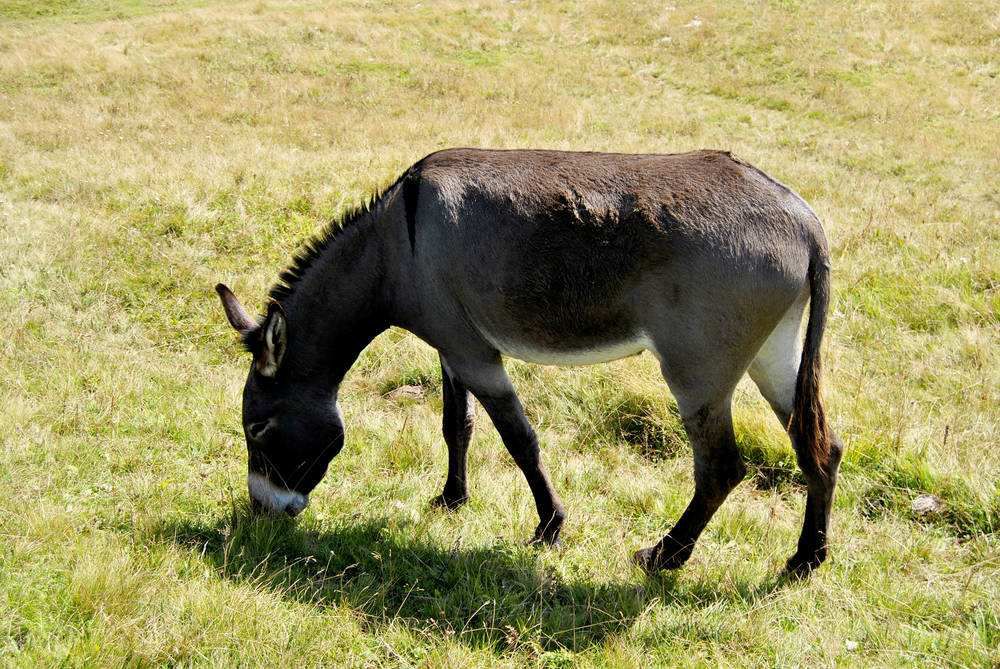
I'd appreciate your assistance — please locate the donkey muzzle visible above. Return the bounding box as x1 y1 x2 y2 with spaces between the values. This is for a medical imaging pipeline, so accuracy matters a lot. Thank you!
248 472 309 517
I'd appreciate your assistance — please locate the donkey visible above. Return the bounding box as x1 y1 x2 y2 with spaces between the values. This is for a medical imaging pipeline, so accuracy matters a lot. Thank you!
216 148 844 575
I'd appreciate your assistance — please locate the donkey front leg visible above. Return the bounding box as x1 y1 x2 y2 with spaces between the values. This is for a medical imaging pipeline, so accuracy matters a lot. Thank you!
430 356 475 510
442 354 564 544
478 389 566 544
634 400 746 572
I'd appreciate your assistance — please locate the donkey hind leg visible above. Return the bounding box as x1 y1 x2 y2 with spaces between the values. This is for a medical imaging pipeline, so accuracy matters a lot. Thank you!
430 355 476 510
442 354 566 545
747 301 844 575
634 395 746 572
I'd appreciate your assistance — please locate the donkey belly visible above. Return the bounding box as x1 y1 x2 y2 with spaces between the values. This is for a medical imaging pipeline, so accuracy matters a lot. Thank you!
480 328 656 366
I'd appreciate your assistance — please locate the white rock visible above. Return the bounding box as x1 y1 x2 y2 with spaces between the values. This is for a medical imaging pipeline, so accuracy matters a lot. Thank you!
911 494 942 515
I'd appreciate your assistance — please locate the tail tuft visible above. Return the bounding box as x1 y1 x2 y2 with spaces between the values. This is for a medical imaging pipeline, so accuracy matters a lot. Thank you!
789 254 832 479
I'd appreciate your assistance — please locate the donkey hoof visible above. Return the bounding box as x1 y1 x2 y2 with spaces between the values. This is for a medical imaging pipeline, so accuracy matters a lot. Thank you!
429 493 468 511
527 518 564 547
634 538 692 573
784 548 826 577
633 547 658 571
526 535 561 549
526 530 561 547
634 547 688 573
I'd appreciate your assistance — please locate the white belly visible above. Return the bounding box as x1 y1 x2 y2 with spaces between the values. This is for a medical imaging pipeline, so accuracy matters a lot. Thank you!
488 332 658 366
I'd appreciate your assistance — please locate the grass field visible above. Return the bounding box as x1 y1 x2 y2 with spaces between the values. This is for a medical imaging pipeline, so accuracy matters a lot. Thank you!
1 0 998 666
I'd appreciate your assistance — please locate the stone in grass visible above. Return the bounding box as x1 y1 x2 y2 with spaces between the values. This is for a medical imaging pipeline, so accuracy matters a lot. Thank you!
385 384 426 401
911 493 942 516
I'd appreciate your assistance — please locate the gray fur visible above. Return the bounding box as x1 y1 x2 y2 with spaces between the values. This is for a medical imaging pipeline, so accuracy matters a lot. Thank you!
218 147 843 574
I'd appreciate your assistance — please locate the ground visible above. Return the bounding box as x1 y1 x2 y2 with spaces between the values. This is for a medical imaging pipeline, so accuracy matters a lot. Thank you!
0 1 997 666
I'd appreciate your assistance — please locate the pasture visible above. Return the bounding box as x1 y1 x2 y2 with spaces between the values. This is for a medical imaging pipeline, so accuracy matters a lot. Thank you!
1 0 997 666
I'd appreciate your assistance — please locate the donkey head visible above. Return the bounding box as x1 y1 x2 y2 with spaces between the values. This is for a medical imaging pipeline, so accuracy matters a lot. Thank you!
215 283 344 516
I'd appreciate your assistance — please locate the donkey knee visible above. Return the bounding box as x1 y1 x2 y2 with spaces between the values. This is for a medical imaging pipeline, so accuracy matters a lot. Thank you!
683 404 745 501
694 452 746 506
795 429 844 486
728 458 748 489
713 458 747 498
828 431 844 471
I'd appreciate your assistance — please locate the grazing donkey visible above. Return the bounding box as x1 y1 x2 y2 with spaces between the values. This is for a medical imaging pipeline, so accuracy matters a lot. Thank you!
216 148 844 575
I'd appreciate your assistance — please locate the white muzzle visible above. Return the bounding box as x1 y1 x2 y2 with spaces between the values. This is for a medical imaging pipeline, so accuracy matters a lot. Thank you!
248 472 309 516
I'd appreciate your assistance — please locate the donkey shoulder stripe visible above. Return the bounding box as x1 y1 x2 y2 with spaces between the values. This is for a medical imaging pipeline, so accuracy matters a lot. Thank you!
403 161 423 254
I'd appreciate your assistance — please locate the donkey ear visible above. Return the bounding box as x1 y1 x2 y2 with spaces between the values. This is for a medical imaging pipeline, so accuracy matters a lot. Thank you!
215 283 256 335
256 302 287 377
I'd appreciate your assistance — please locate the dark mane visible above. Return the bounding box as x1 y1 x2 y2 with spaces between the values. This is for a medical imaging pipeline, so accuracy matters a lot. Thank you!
266 199 372 305
267 164 421 305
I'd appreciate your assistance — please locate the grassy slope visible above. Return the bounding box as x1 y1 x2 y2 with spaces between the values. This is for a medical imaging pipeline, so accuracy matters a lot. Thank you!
1 0 997 666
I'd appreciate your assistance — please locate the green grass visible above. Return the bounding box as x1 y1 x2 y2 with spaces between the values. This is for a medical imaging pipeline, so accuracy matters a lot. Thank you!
0 0 213 22
1 0 998 666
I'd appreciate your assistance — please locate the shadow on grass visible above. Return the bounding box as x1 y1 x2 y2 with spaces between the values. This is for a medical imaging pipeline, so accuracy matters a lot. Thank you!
157 510 796 653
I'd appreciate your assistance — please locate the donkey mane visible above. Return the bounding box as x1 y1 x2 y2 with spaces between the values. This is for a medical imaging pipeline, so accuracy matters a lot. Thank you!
267 200 373 305
267 163 422 306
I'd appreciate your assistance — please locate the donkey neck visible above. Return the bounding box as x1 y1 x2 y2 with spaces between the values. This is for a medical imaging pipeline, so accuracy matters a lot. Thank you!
279 219 389 385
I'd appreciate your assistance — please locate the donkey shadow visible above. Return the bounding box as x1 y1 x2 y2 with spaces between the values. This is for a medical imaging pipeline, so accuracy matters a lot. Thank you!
158 510 796 653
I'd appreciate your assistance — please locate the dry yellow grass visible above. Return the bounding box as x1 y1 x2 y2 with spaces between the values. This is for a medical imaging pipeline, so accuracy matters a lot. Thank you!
1 1 997 666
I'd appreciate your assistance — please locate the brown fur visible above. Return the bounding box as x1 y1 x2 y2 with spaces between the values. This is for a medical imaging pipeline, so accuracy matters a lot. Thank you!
789 254 832 479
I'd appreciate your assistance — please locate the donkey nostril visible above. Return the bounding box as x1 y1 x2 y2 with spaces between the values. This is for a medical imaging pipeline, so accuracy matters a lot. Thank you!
247 420 270 440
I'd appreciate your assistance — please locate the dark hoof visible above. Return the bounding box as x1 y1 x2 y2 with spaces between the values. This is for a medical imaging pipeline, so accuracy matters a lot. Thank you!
527 514 564 546
526 535 561 549
633 537 693 573
632 547 659 571
784 548 826 577
429 492 469 511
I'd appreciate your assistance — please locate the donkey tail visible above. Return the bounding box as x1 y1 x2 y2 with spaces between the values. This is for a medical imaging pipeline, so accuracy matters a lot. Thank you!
789 246 832 478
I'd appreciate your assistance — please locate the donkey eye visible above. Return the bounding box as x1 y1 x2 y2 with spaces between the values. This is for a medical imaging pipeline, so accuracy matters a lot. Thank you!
246 420 271 441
